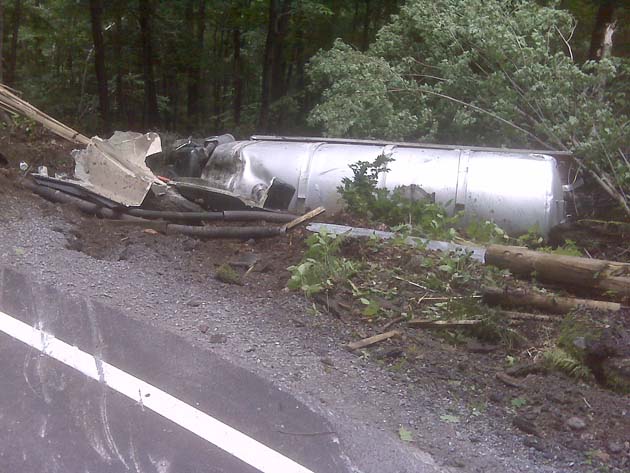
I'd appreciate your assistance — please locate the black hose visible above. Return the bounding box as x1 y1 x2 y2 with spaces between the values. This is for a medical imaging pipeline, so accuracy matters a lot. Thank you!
23 180 287 239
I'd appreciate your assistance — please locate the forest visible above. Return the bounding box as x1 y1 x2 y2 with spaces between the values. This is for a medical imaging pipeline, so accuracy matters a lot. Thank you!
0 0 628 212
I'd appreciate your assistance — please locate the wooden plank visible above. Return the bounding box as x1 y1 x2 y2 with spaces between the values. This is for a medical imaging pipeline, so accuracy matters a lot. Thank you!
283 207 325 231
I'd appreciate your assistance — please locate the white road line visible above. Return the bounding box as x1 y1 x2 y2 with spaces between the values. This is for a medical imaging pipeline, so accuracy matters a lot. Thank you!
0 310 315 473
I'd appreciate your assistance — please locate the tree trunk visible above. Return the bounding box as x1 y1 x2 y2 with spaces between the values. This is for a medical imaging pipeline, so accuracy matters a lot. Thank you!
361 0 371 51
232 27 242 126
113 9 125 125
138 0 159 128
89 0 110 130
0 0 4 83
588 0 617 61
258 0 277 131
186 0 205 126
270 0 291 103
485 245 630 298
5 0 21 86
212 28 226 131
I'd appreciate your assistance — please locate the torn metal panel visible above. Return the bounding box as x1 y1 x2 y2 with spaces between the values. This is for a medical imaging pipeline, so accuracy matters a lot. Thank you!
307 223 486 262
70 131 164 207
206 138 566 236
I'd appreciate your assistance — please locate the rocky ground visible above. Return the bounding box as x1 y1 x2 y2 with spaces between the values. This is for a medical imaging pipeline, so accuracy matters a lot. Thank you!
1 127 628 472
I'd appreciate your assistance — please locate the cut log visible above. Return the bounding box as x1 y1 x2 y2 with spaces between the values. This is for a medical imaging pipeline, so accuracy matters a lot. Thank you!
483 286 621 314
485 245 630 298
407 319 481 328
345 330 401 351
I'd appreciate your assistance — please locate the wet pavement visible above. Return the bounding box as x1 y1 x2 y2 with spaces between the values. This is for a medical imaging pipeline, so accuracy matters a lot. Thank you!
0 267 349 473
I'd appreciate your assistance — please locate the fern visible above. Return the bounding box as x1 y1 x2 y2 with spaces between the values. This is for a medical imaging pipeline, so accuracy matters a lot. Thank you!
542 348 591 380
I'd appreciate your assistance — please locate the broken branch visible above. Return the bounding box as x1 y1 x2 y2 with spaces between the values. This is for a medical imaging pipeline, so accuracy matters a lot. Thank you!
407 319 481 328
346 330 401 351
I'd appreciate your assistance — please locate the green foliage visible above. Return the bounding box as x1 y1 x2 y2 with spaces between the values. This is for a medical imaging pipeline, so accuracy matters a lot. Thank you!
465 220 510 245
542 347 592 380
338 155 460 240
510 397 527 409
398 426 414 442
287 229 357 296
215 264 242 285
308 0 630 214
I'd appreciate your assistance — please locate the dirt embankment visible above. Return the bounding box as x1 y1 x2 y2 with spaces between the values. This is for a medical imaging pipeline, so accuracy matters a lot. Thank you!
1 128 629 472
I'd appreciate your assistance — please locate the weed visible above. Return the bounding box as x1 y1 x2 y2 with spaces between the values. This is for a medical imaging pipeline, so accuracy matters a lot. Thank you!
510 397 527 409
215 264 242 285
287 229 357 296
338 155 461 240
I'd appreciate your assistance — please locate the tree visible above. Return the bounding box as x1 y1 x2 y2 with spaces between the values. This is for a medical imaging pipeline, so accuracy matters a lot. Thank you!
88 0 110 130
308 0 629 215
186 0 206 125
5 0 21 86
588 0 618 61
0 0 4 83
138 0 159 128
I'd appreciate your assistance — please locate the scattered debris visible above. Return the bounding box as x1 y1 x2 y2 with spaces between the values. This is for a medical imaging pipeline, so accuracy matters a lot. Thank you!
346 330 401 351
408 319 482 328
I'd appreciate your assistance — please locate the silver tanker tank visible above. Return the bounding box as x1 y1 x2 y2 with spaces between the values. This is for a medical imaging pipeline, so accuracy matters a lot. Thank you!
200 136 567 237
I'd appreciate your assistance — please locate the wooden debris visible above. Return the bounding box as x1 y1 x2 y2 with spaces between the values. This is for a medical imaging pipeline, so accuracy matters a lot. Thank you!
283 206 325 231
500 311 556 322
407 319 481 328
346 330 401 351
483 286 621 314
485 245 630 298
496 371 524 388
0 84 90 145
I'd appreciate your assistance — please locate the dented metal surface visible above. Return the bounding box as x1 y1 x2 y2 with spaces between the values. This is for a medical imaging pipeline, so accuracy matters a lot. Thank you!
204 137 566 236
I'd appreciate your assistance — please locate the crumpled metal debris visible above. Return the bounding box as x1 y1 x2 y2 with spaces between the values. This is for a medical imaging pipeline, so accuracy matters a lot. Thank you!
69 131 163 206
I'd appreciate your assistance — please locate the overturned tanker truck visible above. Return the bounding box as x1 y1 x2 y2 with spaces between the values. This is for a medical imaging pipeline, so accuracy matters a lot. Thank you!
164 135 568 237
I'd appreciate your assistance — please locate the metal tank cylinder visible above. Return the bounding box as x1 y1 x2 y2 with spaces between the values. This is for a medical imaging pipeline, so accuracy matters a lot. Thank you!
204 138 566 236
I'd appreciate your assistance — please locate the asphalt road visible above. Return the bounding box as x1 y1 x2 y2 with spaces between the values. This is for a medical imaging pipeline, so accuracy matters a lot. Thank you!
0 267 350 473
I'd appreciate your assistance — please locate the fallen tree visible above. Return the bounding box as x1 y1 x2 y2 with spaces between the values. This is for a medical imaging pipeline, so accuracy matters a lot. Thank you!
485 245 630 298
